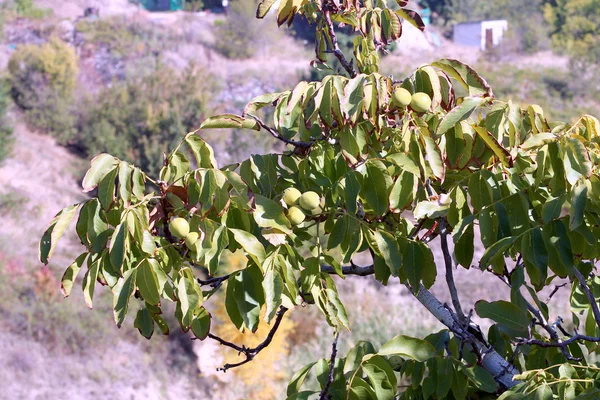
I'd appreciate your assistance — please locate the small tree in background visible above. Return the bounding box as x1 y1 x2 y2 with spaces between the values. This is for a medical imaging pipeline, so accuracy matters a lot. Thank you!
42 0 600 397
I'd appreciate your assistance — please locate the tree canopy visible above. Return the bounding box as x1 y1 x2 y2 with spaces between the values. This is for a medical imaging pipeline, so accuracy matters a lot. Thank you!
41 0 600 398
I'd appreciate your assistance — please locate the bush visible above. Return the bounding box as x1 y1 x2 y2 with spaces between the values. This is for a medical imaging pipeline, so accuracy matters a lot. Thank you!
8 38 78 143
0 79 13 163
75 63 215 176
213 0 259 59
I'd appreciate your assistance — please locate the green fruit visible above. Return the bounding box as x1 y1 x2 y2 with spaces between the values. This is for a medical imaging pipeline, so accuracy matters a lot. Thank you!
411 92 432 113
283 187 302 206
287 206 306 225
392 87 412 107
169 217 190 239
298 191 320 211
185 232 199 248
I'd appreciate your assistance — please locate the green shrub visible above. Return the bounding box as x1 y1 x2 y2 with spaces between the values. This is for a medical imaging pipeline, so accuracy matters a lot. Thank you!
8 38 78 143
213 0 259 59
14 0 52 19
0 79 13 163
75 63 215 176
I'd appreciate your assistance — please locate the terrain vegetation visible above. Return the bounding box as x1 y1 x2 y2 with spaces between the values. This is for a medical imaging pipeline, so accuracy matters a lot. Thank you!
0 0 599 398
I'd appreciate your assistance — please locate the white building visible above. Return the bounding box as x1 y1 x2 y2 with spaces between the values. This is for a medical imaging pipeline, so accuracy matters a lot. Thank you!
453 20 508 51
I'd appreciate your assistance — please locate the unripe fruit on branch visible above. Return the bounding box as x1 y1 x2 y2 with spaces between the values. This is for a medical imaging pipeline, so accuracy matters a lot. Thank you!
283 187 302 206
298 191 320 211
185 232 200 248
410 92 432 113
169 217 190 239
287 206 306 225
391 87 412 108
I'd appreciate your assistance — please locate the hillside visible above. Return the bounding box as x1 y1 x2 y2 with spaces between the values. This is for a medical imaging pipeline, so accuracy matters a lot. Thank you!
0 0 591 398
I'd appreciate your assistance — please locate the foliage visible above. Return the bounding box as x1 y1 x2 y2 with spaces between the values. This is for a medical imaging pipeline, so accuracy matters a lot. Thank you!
41 1 600 398
8 38 78 143
75 63 214 177
543 0 600 69
14 0 53 19
183 0 205 12
213 0 261 59
0 79 13 163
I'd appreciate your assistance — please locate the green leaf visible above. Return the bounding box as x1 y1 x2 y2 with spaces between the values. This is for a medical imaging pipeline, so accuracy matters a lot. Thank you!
468 171 493 211
374 230 402 277
109 222 127 272
82 255 100 309
461 364 498 393
413 199 451 219
185 134 218 169
454 224 474 268
177 272 203 327
254 194 293 235
475 300 529 335
423 136 445 179
431 59 493 97
226 266 264 332
134 307 154 339
361 355 397 400
565 137 592 184
97 167 118 210
287 362 317 396
395 8 425 31
542 194 566 224
229 228 266 264
118 161 133 204
570 181 588 230
113 266 137 328
61 253 87 297
223 170 255 211
473 126 511 166
403 241 436 288
137 259 161 306
82 153 119 192
190 307 211 340
40 204 79 264
360 161 391 216
479 236 517 270
389 171 415 212
379 335 436 362
141 230 156 255
437 97 487 136
521 132 557 149
263 267 284 323
543 220 573 276
199 114 259 130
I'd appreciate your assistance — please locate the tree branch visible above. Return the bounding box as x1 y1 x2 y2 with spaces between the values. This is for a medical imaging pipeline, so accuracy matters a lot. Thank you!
440 218 466 322
573 267 600 331
246 113 314 149
515 333 600 349
319 263 520 388
197 273 231 288
322 8 357 78
206 306 289 372
319 331 340 400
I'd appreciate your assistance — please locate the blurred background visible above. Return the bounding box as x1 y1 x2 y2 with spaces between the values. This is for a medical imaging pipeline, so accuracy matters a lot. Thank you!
0 0 598 398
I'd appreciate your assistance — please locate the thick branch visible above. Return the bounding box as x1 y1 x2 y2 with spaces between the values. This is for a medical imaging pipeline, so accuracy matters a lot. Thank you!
319 332 340 400
323 9 357 78
572 268 600 331
440 219 465 321
207 306 288 372
414 286 519 389
319 263 519 388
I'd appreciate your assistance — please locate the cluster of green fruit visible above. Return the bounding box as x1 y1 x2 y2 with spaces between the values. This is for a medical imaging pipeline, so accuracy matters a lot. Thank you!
169 217 200 248
282 188 322 226
391 87 432 113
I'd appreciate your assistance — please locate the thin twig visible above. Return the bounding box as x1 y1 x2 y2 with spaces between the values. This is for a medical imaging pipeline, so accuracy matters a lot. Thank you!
322 8 357 78
319 332 340 400
572 268 600 331
246 113 314 148
545 282 568 304
440 218 465 321
197 273 231 288
206 306 288 372
515 334 600 349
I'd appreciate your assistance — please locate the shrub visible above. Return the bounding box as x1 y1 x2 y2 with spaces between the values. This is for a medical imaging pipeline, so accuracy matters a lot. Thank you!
75 63 215 176
0 79 13 163
213 0 260 59
8 38 78 143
